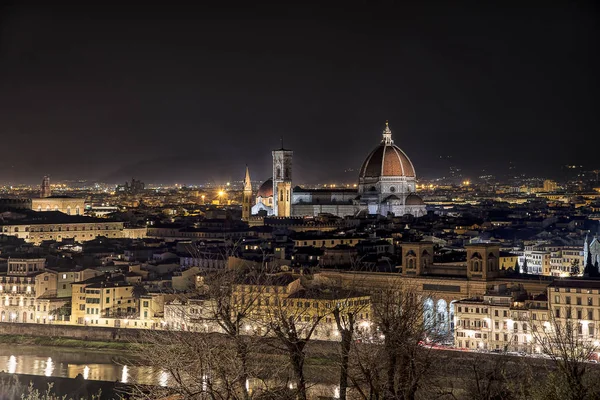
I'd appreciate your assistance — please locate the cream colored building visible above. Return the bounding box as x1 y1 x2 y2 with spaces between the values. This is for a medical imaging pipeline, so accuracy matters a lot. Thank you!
0 220 126 245
549 280 600 347
454 289 548 353
0 258 67 324
31 197 85 215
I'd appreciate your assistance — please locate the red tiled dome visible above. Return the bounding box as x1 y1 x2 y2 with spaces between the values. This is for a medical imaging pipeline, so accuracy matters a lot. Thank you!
359 143 415 178
405 193 424 205
257 178 273 198
359 122 416 178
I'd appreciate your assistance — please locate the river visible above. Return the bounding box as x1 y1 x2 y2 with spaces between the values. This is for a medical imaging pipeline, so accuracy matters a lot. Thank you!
0 345 168 386
1 345 341 398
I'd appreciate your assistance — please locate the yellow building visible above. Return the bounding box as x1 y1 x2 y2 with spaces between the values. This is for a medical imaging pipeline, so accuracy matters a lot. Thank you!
543 180 558 193
0 218 126 245
231 273 372 340
31 197 85 215
499 253 519 270
0 258 65 324
71 276 138 326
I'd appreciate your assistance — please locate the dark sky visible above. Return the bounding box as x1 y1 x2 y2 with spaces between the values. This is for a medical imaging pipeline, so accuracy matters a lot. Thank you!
0 2 598 185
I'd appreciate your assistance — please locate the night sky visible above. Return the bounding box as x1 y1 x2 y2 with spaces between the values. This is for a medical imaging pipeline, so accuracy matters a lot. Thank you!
0 2 598 185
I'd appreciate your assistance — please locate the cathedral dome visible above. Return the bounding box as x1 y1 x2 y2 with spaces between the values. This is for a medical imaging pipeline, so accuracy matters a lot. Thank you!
359 122 415 178
257 178 273 198
405 193 425 205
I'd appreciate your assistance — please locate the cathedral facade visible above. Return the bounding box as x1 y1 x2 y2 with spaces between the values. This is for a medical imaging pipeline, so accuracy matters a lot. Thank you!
249 122 426 218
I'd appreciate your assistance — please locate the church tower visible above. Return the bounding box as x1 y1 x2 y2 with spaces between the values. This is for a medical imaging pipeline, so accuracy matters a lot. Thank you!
40 176 51 198
272 143 293 217
242 166 252 221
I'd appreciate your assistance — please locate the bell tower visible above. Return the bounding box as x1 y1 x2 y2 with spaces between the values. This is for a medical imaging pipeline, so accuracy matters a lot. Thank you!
272 141 293 217
401 242 434 276
242 166 252 221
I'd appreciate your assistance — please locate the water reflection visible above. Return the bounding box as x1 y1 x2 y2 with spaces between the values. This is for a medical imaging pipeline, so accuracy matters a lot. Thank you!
159 370 169 387
44 357 54 377
7 355 16 374
0 346 166 386
121 365 129 383
0 346 340 397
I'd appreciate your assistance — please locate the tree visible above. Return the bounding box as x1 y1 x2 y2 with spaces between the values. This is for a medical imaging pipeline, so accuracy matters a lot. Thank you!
584 251 594 277
530 309 600 400
132 284 147 299
522 258 528 275
332 288 371 400
514 259 520 275
369 283 438 400
570 260 580 277
264 285 329 400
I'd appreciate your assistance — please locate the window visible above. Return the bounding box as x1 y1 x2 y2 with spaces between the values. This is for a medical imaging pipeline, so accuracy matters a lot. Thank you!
494 310 498 317
555 308 560 318
577 310 582 320
588 297 593 306
576 297 582 306
565 296 571 305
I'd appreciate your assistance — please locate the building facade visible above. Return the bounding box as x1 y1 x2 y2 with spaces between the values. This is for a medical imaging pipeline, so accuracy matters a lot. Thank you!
31 197 85 216
251 122 427 220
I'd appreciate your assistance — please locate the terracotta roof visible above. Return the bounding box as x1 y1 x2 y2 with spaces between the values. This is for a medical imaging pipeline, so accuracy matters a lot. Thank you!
257 178 273 198
405 193 425 205
359 143 415 178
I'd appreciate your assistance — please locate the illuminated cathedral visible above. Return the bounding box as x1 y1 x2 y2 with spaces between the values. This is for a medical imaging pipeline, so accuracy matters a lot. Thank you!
247 122 426 219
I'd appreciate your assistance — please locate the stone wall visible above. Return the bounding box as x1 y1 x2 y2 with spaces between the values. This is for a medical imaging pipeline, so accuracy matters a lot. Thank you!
0 322 145 342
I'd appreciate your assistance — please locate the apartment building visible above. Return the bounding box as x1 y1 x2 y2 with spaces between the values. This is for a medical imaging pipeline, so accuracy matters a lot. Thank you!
0 258 67 324
548 279 600 346
454 285 548 353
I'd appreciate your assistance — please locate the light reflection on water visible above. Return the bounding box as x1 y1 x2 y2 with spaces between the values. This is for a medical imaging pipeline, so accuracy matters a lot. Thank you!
0 346 341 398
0 346 170 386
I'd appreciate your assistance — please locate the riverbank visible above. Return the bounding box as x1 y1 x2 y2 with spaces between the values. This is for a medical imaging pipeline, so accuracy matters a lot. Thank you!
0 334 134 351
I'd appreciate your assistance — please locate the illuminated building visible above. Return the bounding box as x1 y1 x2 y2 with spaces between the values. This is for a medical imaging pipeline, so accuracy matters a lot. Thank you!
242 166 252 221
252 122 426 219
40 176 51 198
31 196 85 215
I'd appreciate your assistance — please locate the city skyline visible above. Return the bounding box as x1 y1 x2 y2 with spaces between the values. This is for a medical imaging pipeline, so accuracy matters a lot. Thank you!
0 2 598 184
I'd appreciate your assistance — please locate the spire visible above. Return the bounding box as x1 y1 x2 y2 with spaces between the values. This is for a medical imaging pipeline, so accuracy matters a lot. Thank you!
244 165 252 191
382 120 393 145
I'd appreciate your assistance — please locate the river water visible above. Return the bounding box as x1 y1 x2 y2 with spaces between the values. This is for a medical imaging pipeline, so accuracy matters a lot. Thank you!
1 345 340 398
0 345 168 386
